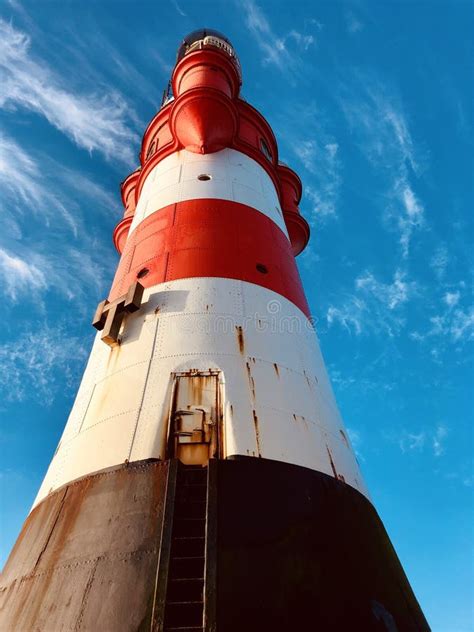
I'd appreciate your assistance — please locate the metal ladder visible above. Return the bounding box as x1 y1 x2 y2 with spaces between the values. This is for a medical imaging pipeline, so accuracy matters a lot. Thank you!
163 464 208 632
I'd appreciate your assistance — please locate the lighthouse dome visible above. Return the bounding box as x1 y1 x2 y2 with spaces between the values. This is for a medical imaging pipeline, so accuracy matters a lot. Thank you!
177 29 233 59
176 29 241 80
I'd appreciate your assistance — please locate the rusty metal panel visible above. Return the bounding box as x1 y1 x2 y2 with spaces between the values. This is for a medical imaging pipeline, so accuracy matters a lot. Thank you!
1 487 68 586
170 371 221 465
0 460 169 631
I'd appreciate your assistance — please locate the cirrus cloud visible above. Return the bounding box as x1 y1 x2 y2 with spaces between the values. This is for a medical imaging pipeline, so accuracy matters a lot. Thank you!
0 19 139 166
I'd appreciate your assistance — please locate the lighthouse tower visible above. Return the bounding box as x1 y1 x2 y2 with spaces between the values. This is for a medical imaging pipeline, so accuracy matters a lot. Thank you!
1 30 428 631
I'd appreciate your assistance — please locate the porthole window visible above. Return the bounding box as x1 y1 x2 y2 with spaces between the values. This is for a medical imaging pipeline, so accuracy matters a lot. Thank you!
137 268 150 279
197 173 212 181
256 263 268 274
260 138 272 161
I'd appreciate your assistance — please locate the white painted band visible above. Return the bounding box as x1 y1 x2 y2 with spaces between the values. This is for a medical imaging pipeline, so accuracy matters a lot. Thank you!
33 278 367 508
128 148 289 239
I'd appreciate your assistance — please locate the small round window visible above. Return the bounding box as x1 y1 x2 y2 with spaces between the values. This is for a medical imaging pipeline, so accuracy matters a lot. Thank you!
256 263 268 274
137 268 149 279
197 173 212 181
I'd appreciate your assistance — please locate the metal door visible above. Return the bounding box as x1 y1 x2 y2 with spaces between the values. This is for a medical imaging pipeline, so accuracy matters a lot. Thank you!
168 371 221 465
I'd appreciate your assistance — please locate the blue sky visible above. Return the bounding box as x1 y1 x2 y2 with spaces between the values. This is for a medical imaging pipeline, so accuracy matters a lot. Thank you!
0 1 472 629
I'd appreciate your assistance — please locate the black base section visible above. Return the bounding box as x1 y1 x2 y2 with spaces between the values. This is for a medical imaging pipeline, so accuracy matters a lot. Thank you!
216 457 429 631
0 457 429 631
0 460 170 632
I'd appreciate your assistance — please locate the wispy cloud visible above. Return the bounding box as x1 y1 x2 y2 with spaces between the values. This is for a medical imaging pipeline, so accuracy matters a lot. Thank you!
338 74 425 257
330 367 395 396
346 427 365 462
410 289 474 345
241 0 315 71
0 130 116 313
355 269 416 309
430 244 449 279
297 141 340 222
327 268 416 336
340 77 418 170
151 50 174 76
56 166 117 216
0 324 88 406
278 103 341 224
58 24 167 112
399 430 426 453
396 424 449 457
0 131 118 238
0 248 47 300
345 11 364 34
0 19 138 165
432 424 448 457
326 298 365 335
0 243 111 308
0 133 78 236
392 178 424 258
284 30 315 51
444 291 460 307
171 0 187 17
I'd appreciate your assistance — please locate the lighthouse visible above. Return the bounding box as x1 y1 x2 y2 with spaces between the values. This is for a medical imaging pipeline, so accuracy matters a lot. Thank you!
0 29 429 631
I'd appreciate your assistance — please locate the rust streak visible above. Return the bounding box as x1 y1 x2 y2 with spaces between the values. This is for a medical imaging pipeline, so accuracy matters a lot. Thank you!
326 445 338 479
235 325 245 354
273 363 280 377
245 362 255 399
26 479 91 626
339 429 349 448
252 410 262 457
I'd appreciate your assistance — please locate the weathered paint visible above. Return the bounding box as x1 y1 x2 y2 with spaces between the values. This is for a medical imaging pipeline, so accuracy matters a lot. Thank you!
33 278 368 508
0 458 429 632
0 460 169 631
2 29 428 631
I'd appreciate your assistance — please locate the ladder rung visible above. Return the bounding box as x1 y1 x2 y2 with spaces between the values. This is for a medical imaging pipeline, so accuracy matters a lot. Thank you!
171 556 205 562
170 577 204 582
164 463 208 631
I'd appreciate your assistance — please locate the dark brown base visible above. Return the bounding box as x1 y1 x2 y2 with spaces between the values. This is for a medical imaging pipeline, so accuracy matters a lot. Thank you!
0 460 169 632
0 458 429 631
217 457 429 631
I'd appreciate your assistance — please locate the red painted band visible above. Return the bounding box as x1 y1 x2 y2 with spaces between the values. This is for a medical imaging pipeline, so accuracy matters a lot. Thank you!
109 199 310 318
